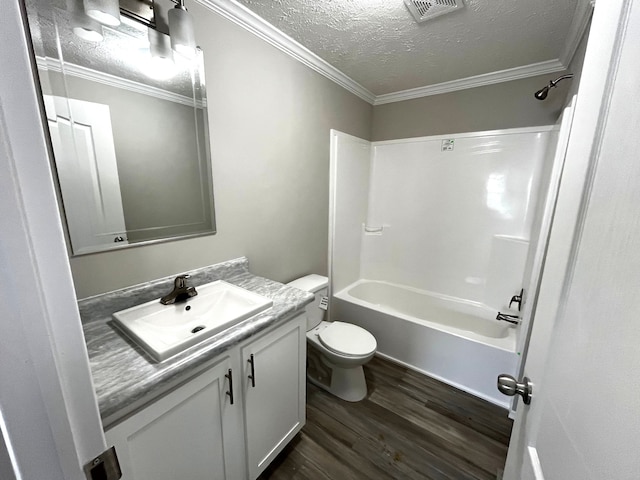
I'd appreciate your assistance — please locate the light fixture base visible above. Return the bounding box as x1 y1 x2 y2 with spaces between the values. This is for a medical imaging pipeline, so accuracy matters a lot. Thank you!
120 0 155 29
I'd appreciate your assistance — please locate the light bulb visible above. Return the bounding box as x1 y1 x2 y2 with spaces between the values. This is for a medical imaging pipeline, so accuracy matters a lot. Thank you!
68 0 103 42
73 26 104 42
145 29 176 80
169 2 196 59
83 0 120 27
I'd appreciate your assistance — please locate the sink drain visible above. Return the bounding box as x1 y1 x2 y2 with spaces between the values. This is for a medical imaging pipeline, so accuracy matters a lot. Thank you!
191 325 205 334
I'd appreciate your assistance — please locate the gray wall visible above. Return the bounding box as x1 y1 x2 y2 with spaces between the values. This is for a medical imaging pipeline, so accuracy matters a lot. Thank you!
371 72 574 141
370 24 592 143
370 22 591 139
65 3 589 298
69 3 372 298
45 73 213 243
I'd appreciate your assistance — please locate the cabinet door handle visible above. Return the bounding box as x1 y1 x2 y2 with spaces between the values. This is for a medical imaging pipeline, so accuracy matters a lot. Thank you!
225 369 234 405
247 354 256 388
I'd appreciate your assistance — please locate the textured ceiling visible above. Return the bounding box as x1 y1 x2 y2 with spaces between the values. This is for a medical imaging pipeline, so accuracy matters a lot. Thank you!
235 0 579 95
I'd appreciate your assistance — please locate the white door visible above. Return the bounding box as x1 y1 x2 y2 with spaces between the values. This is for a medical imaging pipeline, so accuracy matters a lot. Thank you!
242 316 307 480
503 0 640 478
44 95 129 254
511 97 576 398
106 356 243 480
1 1 108 478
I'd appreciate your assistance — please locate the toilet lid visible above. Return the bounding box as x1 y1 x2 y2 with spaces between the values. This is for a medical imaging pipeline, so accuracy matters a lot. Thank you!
319 322 377 357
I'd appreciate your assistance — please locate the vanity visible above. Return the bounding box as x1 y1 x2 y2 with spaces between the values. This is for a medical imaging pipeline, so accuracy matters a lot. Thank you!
80 257 313 480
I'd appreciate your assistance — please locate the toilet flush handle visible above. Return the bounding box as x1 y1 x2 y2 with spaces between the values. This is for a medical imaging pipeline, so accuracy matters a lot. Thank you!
248 354 256 388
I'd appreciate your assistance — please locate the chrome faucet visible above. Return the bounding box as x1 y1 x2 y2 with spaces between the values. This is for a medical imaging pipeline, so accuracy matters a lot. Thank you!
160 274 198 305
496 312 520 325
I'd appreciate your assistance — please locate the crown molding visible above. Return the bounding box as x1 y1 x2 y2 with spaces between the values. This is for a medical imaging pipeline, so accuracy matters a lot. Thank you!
196 0 586 106
194 0 377 104
373 59 566 105
35 56 205 108
559 0 595 66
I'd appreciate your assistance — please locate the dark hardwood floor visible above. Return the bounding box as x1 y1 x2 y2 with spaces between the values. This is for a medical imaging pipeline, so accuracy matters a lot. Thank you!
259 356 512 480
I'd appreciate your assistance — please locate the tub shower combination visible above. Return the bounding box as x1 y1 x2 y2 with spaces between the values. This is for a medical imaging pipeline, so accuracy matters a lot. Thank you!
329 126 560 406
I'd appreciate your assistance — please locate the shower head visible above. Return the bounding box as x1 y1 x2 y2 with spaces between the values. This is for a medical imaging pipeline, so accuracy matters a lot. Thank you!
534 74 574 100
534 85 551 100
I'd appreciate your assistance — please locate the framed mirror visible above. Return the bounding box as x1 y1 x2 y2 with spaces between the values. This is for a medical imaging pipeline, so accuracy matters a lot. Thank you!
25 0 215 256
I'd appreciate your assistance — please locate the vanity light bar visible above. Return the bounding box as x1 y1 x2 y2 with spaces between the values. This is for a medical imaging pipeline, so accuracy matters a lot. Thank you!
120 0 156 29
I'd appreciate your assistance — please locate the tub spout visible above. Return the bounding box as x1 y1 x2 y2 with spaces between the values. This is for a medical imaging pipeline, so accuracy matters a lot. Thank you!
496 312 520 325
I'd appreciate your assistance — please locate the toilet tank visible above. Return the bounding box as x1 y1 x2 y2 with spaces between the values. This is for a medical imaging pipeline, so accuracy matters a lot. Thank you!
287 274 328 330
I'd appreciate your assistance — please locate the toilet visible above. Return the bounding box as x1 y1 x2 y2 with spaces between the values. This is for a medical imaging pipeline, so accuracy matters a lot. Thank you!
287 274 377 402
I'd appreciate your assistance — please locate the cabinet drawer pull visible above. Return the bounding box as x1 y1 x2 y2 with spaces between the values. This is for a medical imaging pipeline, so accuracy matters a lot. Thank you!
225 369 234 405
248 354 256 388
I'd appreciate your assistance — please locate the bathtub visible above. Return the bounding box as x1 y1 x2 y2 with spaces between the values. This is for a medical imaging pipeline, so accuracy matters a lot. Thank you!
332 280 518 407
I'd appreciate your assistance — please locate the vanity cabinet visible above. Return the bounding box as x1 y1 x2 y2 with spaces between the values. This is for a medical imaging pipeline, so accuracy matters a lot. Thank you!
105 354 244 480
242 316 307 479
105 314 306 480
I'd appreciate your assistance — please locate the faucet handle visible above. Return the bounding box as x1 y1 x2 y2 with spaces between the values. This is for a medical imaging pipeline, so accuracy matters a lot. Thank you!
175 274 190 288
509 288 524 311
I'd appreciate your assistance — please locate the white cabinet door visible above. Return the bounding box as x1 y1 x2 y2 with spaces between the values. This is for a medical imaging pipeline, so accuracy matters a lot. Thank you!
105 356 244 480
242 315 306 479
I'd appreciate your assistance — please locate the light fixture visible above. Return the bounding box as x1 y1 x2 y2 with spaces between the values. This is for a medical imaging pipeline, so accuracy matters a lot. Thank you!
68 0 104 42
146 27 177 80
168 0 196 59
83 0 121 27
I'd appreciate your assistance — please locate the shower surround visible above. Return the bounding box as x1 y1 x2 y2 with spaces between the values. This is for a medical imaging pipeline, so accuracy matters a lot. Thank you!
329 126 557 406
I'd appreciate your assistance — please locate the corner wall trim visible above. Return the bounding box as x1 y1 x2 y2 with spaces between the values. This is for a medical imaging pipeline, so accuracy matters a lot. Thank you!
373 59 566 105
194 0 377 104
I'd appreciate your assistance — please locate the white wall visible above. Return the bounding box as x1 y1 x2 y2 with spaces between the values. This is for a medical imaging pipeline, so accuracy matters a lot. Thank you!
360 127 552 306
329 131 371 294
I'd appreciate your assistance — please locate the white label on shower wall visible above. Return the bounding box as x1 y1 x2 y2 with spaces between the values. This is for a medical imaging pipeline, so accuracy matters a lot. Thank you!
441 139 455 151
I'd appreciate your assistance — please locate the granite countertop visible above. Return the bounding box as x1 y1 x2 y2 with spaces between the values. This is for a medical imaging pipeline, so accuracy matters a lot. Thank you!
79 257 314 429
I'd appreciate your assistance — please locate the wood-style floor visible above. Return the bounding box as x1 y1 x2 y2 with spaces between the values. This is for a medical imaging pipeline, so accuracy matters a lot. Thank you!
259 356 512 480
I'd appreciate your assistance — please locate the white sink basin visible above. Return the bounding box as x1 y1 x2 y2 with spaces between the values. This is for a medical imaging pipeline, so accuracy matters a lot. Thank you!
112 280 273 362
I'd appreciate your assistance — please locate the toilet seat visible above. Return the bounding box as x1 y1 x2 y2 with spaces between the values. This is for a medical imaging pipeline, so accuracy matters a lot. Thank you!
319 321 377 357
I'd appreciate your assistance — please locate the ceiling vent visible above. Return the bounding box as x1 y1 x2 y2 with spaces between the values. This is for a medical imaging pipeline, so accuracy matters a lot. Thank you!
403 0 463 23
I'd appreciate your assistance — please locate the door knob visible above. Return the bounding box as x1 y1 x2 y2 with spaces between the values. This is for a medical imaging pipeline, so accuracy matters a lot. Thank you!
497 374 532 405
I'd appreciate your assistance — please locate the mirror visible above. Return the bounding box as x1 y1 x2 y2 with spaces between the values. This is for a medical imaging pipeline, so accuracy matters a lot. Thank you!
25 0 215 256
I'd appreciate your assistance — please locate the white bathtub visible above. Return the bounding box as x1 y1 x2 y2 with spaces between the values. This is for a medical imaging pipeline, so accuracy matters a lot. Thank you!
332 280 518 407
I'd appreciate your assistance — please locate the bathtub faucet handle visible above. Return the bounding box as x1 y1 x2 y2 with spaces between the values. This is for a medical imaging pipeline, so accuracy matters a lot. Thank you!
509 288 524 311
496 312 520 325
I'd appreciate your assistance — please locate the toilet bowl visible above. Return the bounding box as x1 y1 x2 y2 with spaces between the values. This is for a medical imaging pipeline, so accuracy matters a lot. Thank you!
287 275 377 402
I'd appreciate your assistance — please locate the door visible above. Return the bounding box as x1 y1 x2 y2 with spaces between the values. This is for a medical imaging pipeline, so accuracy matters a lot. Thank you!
510 97 576 407
242 316 306 480
503 0 640 478
44 95 129 253
106 357 244 480
1 1 108 478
